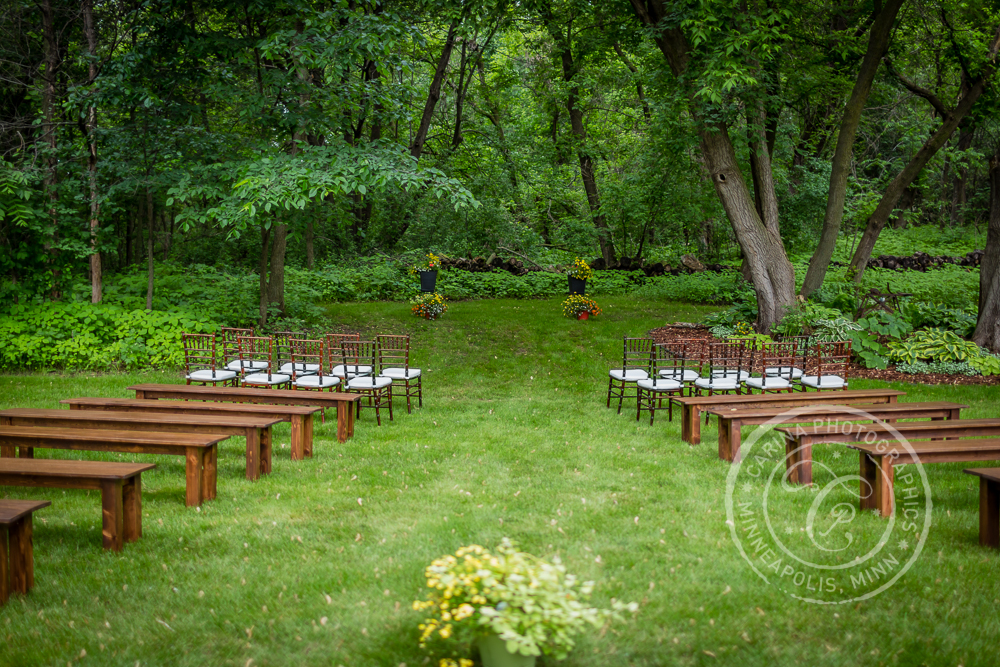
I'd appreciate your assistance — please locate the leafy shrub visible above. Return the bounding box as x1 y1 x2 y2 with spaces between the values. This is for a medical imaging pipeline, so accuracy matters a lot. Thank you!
895 361 980 376
887 329 1000 375
812 318 888 369
709 324 735 337
0 302 217 370
900 301 977 338
636 270 750 305
856 311 912 341
773 301 845 337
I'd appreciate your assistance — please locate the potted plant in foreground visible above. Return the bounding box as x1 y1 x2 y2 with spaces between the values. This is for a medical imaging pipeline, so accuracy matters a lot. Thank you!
566 257 591 295
412 252 442 292
414 539 636 667
562 295 602 320
411 292 449 320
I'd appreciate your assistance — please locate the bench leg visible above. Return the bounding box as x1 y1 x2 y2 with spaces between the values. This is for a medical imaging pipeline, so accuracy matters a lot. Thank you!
101 479 125 551
246 427 262 478
980 478 1000 549
17 447 33 459
718 418 735 462
9 515 33 594
204 445 218 500
259 428 272 475
860 454 877 512
785 436 813 486
185 447 205 507
336 402 349 443
123 477 141 543
290 416 305 461
0 527 7 605
304 414 314 457
865 455 894 518
682 405 699 445
0 444 13 458
344 407 354 438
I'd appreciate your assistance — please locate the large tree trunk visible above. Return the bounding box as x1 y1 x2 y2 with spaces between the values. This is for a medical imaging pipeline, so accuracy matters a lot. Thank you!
848 31 999 281
40 0 61 299
628 0 795 331
800 0 906 296
258 224 271 326
145 189 154 310
83 0 101 303
973 147 1000 352
950 128 975 225
410 18 460 160
266 223 288 316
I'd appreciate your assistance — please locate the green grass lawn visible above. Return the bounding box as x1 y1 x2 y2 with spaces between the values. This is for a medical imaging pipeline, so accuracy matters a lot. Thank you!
2 296 999 666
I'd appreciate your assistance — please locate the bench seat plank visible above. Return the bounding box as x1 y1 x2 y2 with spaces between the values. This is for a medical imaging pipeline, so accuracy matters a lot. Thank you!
2 408 281 480
0 427 220 507
0 499 50 605
60 398 321 459
0 459 153 551
674 389 906 445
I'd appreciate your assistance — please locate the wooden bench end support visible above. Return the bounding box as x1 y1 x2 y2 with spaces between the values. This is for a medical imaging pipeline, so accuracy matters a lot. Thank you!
101 478 125 552
980 477 1000 549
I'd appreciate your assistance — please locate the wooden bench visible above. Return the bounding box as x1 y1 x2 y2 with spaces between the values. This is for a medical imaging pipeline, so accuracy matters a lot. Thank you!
674 389 906 445
127 384 362 443
847 439 1000 517
2 408 281 480
0 459 154 551
965 468 1000 548
0 499 50 605
61 398 321 460
0 427 221 507
778 418 1000 485
707 401 965 462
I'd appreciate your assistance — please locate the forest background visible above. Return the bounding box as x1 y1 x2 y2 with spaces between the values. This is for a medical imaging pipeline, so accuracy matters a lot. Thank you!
2 0 1000 369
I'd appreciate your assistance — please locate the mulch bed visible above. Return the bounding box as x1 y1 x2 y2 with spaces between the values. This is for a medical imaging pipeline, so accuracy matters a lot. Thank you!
648 323 1000 387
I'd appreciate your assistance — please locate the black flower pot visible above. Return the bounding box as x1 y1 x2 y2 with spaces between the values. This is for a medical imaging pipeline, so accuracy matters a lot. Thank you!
568 276 586 295
419 270 438 293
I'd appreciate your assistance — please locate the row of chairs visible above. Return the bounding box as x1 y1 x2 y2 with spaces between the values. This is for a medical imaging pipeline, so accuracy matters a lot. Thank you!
182 328 422 425
609 336 851 424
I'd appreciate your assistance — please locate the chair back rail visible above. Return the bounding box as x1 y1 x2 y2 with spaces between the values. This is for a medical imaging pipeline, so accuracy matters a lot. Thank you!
238 336 276 380
289 338 328 380
183 333 223 379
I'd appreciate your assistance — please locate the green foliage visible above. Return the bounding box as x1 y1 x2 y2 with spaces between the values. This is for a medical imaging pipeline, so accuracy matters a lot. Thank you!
895 360 980 376
728 332 773 350
857 311 913 341
888 328 982 364
773 301 844 337
0 303 216 370
812 318 888 369
900 301 977 338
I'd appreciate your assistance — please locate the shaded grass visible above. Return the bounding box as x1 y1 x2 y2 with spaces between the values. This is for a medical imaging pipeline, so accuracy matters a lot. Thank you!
0 296 999 666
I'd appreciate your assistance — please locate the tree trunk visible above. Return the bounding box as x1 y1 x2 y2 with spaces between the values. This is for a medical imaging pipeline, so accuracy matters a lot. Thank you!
145 189 154 310
258 224 271 326
40 0 61 299
410 18 460 160
612 42 651 121
848 35 999 282
306 218 315 269
266 223 288 317
800 0 906 296
950 128 974 224
83 0 101 303
973 147 1000 352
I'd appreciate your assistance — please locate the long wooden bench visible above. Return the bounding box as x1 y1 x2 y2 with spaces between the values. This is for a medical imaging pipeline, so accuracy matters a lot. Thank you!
0 427 221 507
61 398 321 459
0 459 154 551
0 499 50 605
708 401 966 462
965 468 1000 548
778 418 1000 485
674 389 906 445
127 384 362 443
2 408 281 480
847 439 1000 517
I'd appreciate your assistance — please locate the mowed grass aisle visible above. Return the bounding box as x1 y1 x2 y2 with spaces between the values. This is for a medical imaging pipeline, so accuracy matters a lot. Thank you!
2 296 1000 667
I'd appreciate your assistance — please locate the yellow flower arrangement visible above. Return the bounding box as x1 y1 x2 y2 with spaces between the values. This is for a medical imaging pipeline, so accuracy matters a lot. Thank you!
567 257 592 281
411 252 441 274
561 295 602 318
413 539 637 662
411 292 448 320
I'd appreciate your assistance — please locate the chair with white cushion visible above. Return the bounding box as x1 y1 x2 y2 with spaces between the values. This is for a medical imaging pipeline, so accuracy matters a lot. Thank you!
694 341 748 397
183 333 238 386
290 338 340 421
238 336 291 389
766 334 808 381
799 341 851 391
744 342 797 394
221 327 264 375
607 336 653 415
343 340 392 425
637 343 684 425
661 340 707 395
327 333 368 381
274 331 316 377
376 334 422 414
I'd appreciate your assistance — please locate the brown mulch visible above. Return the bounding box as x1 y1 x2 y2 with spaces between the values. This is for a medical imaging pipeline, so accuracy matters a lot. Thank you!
648 323 1000 387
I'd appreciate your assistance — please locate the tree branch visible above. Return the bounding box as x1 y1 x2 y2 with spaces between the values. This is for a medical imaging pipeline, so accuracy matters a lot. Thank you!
883 57 949 117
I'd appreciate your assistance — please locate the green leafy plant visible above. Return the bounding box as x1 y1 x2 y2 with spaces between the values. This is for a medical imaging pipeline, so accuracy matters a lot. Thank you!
887 328 982 364
857 310 913 341
773 301 844 338
895 361 980 376
812 318 888 369
413 539 636 661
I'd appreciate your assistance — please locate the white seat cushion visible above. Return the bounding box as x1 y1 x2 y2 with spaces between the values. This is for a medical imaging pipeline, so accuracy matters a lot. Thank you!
243 373 291 386
765 366 804 379
694 376 740 391
380 367 422 380
799 375 847 389
660 369 700 382
609 369 648 382
637 378 683 392
712 370 749 381
744 376 792 390
226 359 268 372
293 374 341 389
347 376 392 390
186 369 238 383
332 364 373 377
280 362 320 375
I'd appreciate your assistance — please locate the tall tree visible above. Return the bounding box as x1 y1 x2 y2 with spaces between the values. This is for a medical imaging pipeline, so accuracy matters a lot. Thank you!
973 144 1000 351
